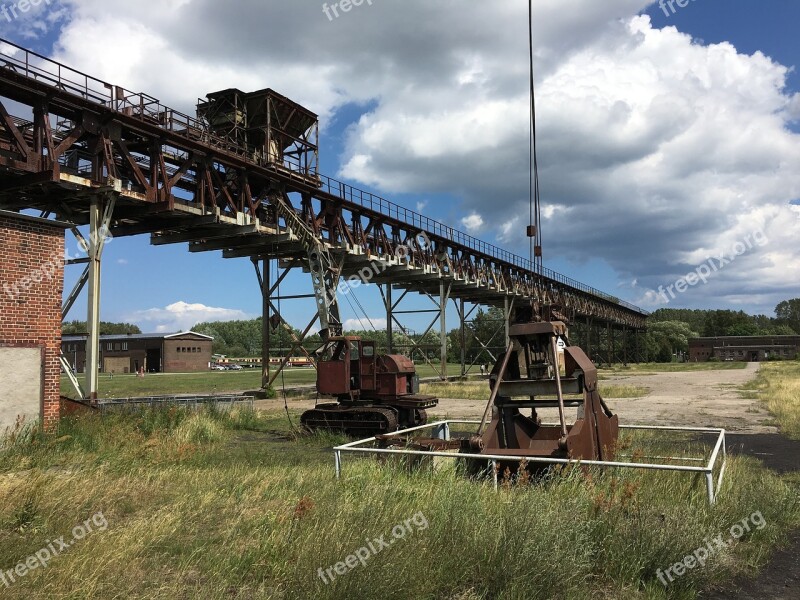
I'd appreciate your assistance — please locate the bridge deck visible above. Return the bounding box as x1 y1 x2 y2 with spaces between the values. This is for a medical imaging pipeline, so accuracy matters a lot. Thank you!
0 37 646 329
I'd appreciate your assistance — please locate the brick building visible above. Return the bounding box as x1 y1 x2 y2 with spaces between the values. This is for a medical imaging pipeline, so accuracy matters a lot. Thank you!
62 332 214 374
689 335 800 362
0 211 68 431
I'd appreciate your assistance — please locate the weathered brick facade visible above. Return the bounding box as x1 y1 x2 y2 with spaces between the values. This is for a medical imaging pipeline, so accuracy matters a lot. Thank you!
0 212 67 430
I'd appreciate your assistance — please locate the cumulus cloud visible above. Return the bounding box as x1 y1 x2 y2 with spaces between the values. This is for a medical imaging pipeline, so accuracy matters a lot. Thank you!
461 213 484 232
127 301 252 333
44 0 800 313
344 317 387 332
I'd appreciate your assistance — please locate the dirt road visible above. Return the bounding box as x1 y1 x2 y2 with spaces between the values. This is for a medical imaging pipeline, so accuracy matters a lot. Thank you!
261 363 775 434
423 363 777 433
598 363 777 433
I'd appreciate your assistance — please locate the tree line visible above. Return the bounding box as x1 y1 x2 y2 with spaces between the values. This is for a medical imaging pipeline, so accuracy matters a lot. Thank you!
74 298 800 365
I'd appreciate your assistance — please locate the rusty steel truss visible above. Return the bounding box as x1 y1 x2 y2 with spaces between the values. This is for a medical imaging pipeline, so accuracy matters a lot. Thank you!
0 38 647 395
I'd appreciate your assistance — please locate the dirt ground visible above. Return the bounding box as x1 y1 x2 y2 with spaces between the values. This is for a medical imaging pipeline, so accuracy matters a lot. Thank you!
598 362 778 433
264 362 776 434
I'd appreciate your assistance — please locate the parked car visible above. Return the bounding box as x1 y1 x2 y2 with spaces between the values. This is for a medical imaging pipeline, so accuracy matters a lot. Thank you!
211 364 226 371
227 364 244 371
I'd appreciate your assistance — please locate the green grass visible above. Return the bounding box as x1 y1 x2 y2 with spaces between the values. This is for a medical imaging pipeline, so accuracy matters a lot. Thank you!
60 363 464 399
601 362 748 376
422 381 649 400
741 362 800 439
0 405 797 599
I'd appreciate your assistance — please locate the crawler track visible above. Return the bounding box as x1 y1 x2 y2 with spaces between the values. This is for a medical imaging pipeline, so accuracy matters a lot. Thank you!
301 405 400 436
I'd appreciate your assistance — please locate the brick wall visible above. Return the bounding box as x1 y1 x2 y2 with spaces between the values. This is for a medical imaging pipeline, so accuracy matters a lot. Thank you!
0 213 66 430
163 338 213 373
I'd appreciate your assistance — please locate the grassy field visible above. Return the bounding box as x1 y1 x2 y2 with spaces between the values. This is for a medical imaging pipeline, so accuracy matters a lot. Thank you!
0 404 797 599
422 380 650 400
61 362 746 400
60 363 465 399
600 362 748 376
742 361 800 439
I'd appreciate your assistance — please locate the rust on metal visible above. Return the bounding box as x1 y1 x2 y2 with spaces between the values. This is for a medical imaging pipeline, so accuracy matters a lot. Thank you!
301 336 437 436
476 311 619 471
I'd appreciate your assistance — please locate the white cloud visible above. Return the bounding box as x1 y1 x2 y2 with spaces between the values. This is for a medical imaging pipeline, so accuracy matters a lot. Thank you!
461 213 484 232
45 0 800 313
497 217 520 243
127 301 251 334
343 317 387 332
0 0 68 40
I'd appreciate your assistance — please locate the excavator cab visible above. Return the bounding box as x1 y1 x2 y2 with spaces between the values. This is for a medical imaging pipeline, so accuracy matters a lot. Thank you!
317 336 357 397
316 336 378 399
304 336 438 435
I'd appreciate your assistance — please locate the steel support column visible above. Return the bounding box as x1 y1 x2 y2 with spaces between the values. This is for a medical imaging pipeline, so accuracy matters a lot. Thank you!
385 284 394 354
458 299 467 378
623 326 628 366
261 258 271 390
585 317 592 362
504 296 512 347
85 197 101 398
440 281 451 380
84 194 115 400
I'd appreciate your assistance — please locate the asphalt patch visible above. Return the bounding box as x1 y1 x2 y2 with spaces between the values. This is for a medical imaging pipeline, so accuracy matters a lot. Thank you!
702 432 800 600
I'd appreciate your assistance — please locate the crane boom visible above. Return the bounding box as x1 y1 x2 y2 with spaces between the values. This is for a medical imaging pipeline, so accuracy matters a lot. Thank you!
265 191 343 341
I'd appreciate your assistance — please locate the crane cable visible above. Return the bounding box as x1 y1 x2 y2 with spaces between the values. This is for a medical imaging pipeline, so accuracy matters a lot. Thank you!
343 285 378 332
528 0 543 275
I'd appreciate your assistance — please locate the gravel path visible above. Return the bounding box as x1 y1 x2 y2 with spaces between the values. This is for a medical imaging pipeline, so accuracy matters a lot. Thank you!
264 363 777 434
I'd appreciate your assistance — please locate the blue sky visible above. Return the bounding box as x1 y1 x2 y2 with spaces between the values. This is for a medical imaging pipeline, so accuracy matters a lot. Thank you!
2 1 799 332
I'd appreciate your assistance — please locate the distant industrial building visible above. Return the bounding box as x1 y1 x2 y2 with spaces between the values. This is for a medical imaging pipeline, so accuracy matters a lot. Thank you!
62 332 214 374
689 335 800 362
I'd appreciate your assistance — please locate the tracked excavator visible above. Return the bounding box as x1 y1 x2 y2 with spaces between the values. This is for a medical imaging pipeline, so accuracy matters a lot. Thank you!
264 189 438 436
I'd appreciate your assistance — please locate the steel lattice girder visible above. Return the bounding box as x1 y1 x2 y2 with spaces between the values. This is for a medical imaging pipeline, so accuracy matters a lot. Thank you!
0 37 647 330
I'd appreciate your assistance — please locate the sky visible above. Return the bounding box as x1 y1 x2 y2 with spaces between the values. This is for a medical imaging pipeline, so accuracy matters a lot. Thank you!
1 0 798 333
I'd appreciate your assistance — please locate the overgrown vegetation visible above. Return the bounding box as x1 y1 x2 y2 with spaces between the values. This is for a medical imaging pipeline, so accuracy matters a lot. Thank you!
1 404 797 599
421 380 650 400
742 361 800 439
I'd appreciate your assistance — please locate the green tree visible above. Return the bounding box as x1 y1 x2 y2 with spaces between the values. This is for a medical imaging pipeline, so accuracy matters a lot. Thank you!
649 308 708 333
444 307 507 366
194 317 311 357
766 324 798 336
62 321 142 335
703 310 757 337
645 321 698 363
775 299 800 334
